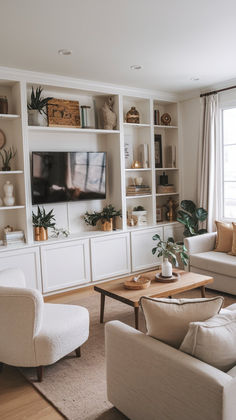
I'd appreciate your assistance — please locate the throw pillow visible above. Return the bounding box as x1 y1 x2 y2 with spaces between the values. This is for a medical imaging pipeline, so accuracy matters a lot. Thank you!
229 222 236 256
214 221 233 253
140 296 223 348
180 311 236 372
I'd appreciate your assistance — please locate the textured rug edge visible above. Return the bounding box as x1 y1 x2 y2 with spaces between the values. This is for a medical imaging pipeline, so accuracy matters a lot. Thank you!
18 367 68 420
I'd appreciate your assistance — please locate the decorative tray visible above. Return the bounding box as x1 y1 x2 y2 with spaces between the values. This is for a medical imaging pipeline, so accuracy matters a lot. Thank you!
124 276 151 290
155 272 180 283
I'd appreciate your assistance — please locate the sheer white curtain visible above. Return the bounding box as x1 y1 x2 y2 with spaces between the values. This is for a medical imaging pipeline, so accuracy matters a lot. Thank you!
197 94 220 232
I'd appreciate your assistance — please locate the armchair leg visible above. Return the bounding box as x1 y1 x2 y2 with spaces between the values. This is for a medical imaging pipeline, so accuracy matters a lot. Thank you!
75 347 81 357
0 362 3 373
37 366 43 382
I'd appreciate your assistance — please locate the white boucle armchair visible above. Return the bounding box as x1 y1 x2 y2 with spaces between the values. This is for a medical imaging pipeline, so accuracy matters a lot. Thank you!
0 268 89 381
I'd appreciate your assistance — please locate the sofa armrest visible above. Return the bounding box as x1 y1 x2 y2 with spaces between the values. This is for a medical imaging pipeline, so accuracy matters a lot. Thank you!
184 232 217 255
106 320 236 420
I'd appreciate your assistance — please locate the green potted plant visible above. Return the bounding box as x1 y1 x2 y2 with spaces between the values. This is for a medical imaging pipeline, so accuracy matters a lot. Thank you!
27 86 52 126
152 234 189 277
177 200 208 237
32 206 56 241
84 204 122 231
0 146 16 171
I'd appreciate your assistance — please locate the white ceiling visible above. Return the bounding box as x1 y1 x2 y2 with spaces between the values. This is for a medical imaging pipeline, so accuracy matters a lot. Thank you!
1 0 236 94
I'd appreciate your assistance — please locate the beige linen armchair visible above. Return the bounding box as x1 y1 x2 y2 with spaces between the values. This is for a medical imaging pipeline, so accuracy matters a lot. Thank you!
0 268 89 381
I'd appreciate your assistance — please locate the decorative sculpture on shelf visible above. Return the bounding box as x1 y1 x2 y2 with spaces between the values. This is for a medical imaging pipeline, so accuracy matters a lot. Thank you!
101 97 117 130
126 106 140 124
3 181 15 206
161 113 171 126
166 198 179 222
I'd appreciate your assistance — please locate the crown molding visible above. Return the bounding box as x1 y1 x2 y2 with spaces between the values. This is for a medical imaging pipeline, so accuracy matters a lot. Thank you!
0 65 178 102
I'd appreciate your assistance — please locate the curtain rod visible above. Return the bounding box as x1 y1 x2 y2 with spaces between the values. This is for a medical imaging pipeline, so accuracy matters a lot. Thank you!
200 84 236 98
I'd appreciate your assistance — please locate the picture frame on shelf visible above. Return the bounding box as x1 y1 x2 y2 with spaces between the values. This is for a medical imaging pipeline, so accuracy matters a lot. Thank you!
47 98 81 128
156 207 164 222
154 134 163 168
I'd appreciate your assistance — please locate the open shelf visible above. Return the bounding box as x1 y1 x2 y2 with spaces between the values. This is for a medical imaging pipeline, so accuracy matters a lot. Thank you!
154 125 178 129
126 194 152 199
123 123 150 128
0 113 20 120
125 168 152 172
0 170 23 174
0 205 25 210
155 168 179 171
156 192 179 197
28 126 120 134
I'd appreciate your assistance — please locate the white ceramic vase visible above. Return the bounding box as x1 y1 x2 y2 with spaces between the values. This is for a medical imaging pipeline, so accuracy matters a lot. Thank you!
162 258 172 277
3 180 15 206
28 109 47 126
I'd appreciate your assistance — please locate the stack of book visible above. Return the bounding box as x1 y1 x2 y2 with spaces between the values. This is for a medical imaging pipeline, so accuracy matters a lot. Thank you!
4 230 25 246
126 184 151 196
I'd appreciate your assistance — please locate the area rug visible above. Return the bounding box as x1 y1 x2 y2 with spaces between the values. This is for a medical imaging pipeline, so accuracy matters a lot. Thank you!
21 289 235 420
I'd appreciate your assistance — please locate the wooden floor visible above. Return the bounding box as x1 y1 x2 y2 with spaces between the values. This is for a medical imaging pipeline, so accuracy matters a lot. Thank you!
0 286 94 420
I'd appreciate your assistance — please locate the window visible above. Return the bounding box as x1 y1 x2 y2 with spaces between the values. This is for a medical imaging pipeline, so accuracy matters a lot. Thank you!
222 108 236 219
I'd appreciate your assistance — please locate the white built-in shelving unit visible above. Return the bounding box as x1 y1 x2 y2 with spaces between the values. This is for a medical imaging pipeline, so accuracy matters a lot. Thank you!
0 68 183 294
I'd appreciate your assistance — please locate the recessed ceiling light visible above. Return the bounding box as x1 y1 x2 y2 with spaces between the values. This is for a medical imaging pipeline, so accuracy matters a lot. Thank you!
130 65 143 70
58 49 72 56
190 77 200 81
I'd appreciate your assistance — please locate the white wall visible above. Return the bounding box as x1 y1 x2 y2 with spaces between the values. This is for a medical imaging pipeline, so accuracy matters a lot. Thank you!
180 96 201 203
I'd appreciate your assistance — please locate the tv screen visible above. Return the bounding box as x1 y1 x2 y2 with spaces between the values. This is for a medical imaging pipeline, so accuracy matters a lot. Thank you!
31 151 106 204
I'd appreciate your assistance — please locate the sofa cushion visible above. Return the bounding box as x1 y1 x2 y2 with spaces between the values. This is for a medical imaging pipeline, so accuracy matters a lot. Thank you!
180 311 236 372
214 221 233 253
140 296 223 348
190 251 236 278
230 222 236 256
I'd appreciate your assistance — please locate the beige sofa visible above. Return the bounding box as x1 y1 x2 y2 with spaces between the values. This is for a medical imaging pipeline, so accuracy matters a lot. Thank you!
185 232 236 295
106 320 236 420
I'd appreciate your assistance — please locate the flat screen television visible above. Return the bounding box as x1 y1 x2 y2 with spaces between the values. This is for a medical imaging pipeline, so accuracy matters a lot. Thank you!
31 151 106 204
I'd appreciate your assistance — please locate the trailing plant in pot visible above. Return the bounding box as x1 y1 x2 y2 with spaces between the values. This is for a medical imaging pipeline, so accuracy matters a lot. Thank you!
84 205 122 231
0 146 16 171
32 206 56 241
27 86 52 126
177 200 208 237
152 234 189 277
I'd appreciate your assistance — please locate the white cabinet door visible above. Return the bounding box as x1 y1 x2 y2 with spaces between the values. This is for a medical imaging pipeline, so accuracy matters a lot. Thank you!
0 247 41 291
91 233 130 281
41 239 91 293
163 224 184 242
131 227 163 272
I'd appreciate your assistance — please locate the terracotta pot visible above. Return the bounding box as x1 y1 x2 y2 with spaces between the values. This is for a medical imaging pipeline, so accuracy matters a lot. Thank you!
34 226 48 241
101 218 113 231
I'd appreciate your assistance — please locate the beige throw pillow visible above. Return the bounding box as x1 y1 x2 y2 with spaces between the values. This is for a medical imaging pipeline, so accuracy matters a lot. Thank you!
229 222 236 256
140 296 223 348
214 221 233 253
180 311 236 372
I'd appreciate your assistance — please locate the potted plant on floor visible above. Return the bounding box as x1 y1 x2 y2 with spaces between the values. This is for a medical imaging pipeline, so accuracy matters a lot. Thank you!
84 204 122 231
32 206 56 241
177 200 208 237
152 234 188 277
27 86 52 126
